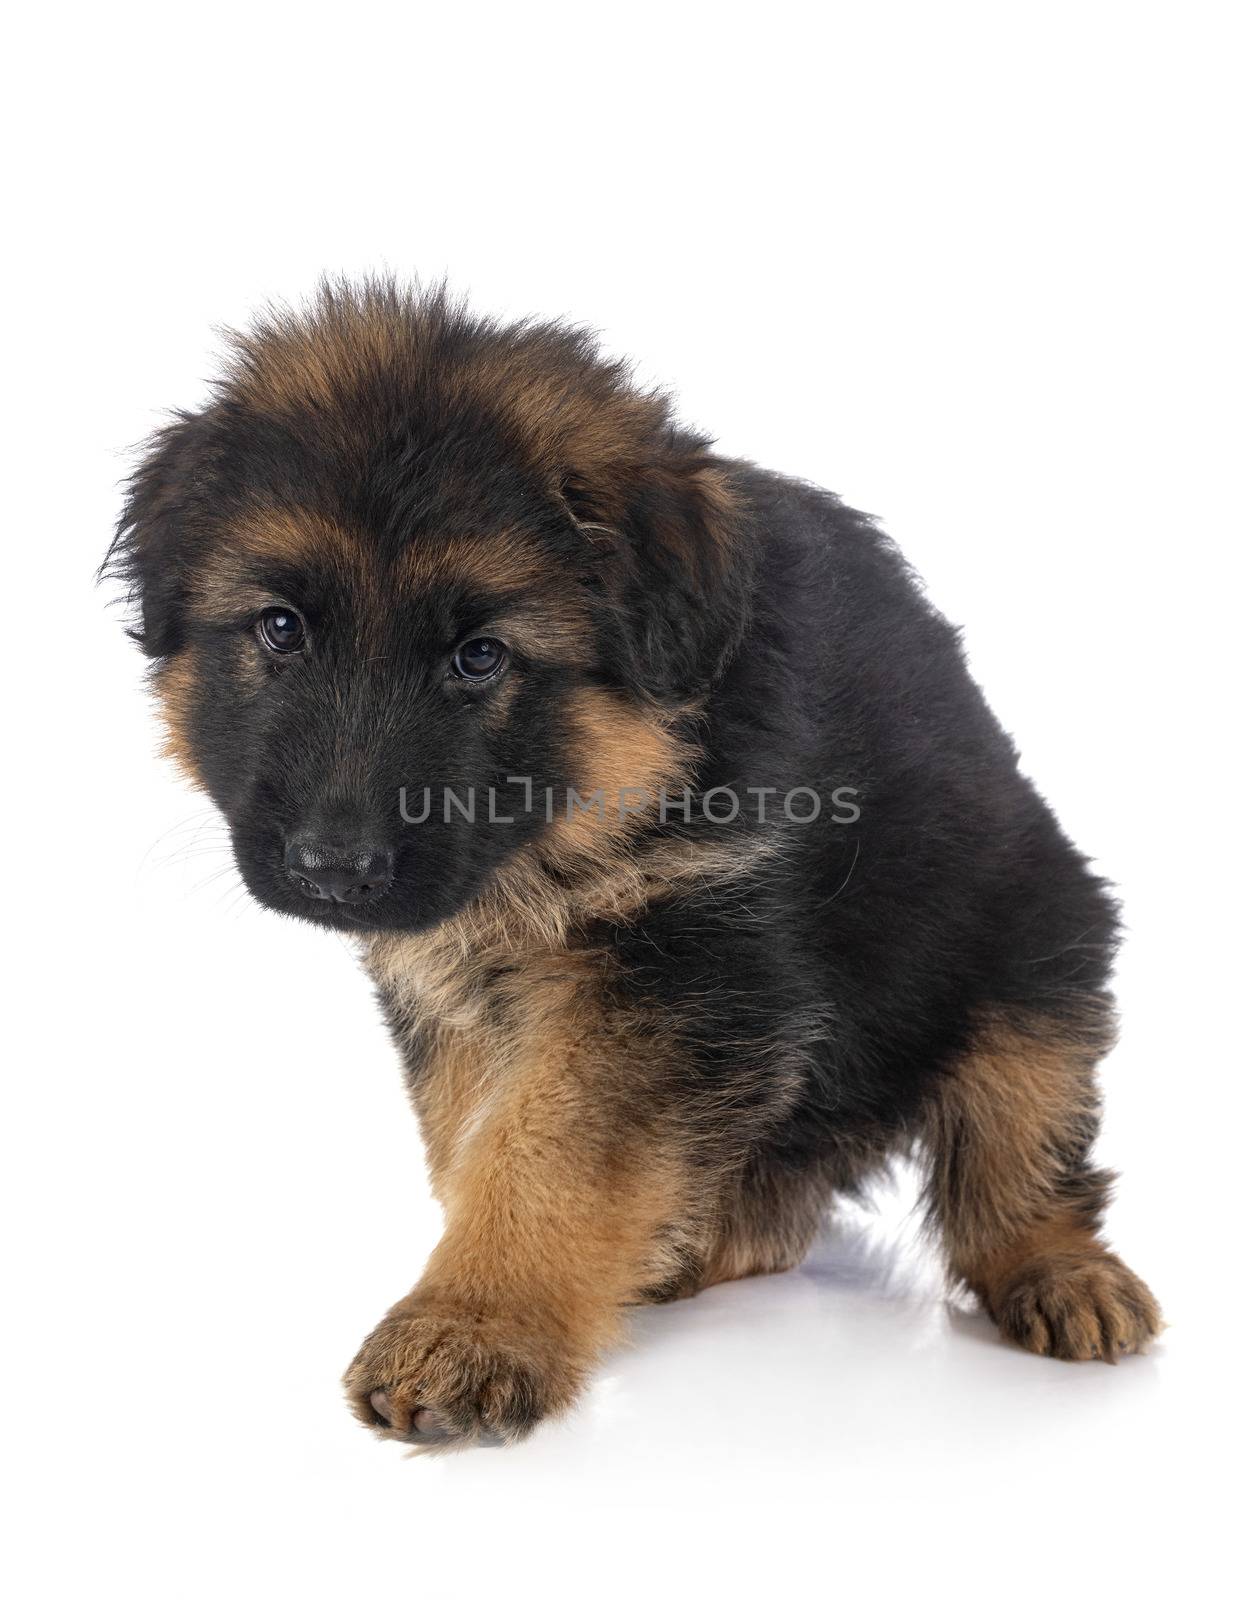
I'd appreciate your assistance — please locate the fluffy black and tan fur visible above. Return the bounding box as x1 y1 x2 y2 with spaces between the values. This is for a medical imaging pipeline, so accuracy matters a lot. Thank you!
107 282 1159 1447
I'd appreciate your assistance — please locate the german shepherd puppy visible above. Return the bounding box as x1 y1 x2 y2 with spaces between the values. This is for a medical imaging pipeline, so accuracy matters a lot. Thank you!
107 282 1160 1448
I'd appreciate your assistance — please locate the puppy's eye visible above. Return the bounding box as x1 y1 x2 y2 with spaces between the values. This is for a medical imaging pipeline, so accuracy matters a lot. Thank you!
451 637 509 681
257 607 306 654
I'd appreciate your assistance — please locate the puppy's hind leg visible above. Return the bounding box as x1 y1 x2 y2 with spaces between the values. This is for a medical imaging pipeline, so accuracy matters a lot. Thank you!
922 1005 1161 1361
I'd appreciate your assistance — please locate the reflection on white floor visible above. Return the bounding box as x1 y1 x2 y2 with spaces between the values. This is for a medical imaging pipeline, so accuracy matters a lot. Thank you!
369 1170 1222 1598
21 1155 1227 1600
480 1172 1170 1475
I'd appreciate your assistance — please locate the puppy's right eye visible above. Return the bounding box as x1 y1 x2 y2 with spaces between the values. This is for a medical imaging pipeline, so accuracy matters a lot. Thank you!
257 607 306 654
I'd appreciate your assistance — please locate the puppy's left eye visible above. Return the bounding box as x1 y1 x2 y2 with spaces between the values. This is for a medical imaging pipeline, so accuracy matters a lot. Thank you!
257 607 306 654
451 637 509 681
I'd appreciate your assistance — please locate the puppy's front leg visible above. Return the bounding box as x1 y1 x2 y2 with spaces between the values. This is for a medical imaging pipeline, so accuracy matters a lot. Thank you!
345 1032 688 1448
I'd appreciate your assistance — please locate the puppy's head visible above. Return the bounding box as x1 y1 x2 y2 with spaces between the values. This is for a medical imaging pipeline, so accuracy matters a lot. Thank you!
107 283 748 934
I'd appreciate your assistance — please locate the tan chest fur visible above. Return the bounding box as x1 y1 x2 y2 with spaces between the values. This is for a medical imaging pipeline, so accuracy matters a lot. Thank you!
363 834 771 1214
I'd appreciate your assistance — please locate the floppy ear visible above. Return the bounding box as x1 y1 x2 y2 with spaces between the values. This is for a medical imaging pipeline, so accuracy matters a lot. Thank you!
562 446 751 704
476 322 751 702
105 409 216 658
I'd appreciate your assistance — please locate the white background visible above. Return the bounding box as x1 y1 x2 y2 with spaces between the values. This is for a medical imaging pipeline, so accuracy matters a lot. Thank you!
5 4 1249 1595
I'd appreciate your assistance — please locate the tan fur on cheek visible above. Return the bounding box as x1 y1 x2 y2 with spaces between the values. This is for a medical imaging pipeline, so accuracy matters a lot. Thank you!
153 633 271 791
540 686 696 868
154 653 205 788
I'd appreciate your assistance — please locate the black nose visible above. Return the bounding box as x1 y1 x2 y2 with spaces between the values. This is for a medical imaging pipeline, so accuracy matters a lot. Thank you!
284 837 395 903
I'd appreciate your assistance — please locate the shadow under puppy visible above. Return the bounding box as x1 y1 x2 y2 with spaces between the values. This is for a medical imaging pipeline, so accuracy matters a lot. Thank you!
107 282 1160 1447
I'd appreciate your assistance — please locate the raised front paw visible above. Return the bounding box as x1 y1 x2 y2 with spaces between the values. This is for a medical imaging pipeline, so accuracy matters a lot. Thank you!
992 1247 1162 1363
343 1302 586 1448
